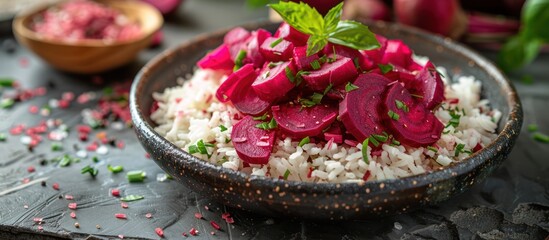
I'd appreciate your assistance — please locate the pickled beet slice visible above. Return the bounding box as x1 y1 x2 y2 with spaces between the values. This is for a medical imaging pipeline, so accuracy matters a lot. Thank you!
244 29 271 68
260 37 294 62
274 22 309 46
380 39 413 68
339 73 392 142
384 83 443 147
293 46 320 70
216 64 255 103
272 104 338 139
323 43 371 70
232 116 275 164
224 27 251 60
302 56 358 91
362 34 387 63
408 61 445 109
252 61 296 102
197 44 234 72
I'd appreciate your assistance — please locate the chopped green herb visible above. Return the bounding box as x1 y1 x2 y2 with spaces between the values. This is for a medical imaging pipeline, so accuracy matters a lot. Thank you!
323 83 333 95
253 113 268 121
299 92 325 107
361 138 369 164
345 82 359 92
188 145 199 154
283 169 291 180
353 57 361 69
59 155 72 167
427 146 438 153
225 138 231 143
310 60 321 70
285 67 296 84
298 136 310 147
368 135 380 147
92 156 99 163
107 164 124 173
219 125 228 132
0 133 6 141
270 38 284 48
197 139 211 157
446 110 461 128
268 62 281 68
378 63 393 74
261 70 271 79
102 87 113 96
443 129 451 134
1 98 14 109
454 143 469 157
127 170 146 183
120 195 144 202
372 132 388 142
521 75 534 85
527 124 538 132
330 46 338 62
391 139 401 146
0 78 15 87
81 165 98 177
294 70 308 86
255 118 278 130
218 156 229 165
395 100 409 112
233 50 248 71
51 142 63 151
388 110 400 121
533 132 549 143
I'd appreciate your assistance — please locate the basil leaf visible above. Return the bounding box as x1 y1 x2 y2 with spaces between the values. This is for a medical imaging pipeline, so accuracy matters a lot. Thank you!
522 0 549 41
328 20 380 50
307 35 328 56
497 35 541 72
323 2 343 33
269 1 324 35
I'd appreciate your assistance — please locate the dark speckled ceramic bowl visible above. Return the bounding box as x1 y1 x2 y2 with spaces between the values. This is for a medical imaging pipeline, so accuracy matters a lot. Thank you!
130 21 522 219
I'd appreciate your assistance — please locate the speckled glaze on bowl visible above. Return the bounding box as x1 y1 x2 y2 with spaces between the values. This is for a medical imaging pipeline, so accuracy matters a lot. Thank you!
130 21 522 219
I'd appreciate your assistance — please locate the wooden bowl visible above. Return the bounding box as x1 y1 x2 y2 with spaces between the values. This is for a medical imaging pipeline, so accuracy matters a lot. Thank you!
12 0 163 74
130 21 522 219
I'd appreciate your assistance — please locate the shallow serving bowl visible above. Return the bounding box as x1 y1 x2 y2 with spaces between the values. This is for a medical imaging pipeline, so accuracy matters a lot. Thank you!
130 21 522 219
12 0 163 74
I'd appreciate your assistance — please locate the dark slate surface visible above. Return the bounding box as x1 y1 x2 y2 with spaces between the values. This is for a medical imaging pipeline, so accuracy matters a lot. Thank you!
0 0 548 239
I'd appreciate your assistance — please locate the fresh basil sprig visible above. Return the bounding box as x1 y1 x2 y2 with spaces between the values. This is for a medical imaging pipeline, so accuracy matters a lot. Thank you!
269 1 380 56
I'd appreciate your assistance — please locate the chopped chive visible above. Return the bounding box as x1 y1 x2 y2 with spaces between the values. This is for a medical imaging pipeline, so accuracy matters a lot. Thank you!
427 146 438 153
388 110 400 121
120 195 144 202
81 165 98 177
0 133 6 141
197 139 211 157
369 136 380 147
255 118 277 130
533 132 549 143
391 139 401 146
527 124 538 132
395 100 409 112
127 170 146 183
225 138 231 143
454 143 466 157
59 155 72 167
261 70 270 79
107 164 124 173
92 156 99 163
361 138 369 164
219 125 228 132
378 64 393 74
51 142 63 151
298 137 310 147
310 60 321 70
268 62 281 68
0 78 15 87
188 145 199 154
218 156 229 165
253 113 268 121
285 67 296 84
1 98 14 109
331 46 337 62
295 70 308 86
372 133 388 142
353 57 360 69
204 143 215 147
270 38 283 48
283 169 291 180
345 82 359 92
233 50 247 71
323 83 333 95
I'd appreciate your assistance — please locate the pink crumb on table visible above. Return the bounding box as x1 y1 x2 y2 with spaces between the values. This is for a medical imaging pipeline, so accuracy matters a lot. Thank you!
32 0 141 42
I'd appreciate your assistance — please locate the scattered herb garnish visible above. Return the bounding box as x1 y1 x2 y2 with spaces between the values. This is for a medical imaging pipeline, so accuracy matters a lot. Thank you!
51 142 63 151
391 139 401 146
81 165 98 177
0 78 15 87
255 118 278 130
361 138 369 164
427 146 438 153
369 135 380 147
233 50 247 71
310 59 321 70
353 57 361 70
454 143 471 156
219 125 228 132
378 63 393 74
372 132 389 142
395 100 409 112
283 169 291 180
270 38 283 48
218 156 229 165
253 113 269 121
269 1 380 56
1 98 14 109
345 82 359 92
388 110 400 121
285 66 296 84
527 124 538 132
298 136 310 147
0 133 6 141
533 132 549 143
197 139 212 157
107 164 124 173
446 109 461 128
120 195 144 202
127 170 146 183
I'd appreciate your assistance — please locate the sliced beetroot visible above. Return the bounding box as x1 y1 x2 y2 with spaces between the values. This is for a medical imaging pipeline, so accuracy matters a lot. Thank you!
302 56 358 91
260 37 294 62
361 34 388 63
404 61 445 109
324 123 343 144
252 61 296 102
197 43 234 72
244 29 271 69
272 103 338 139
215 64 270 116
339 73 392 142
274 22 309 46
223 27 252 60
232 116 275 164
380 39 413 68
383 82 443 147
323 43 371 70
293 46 320 70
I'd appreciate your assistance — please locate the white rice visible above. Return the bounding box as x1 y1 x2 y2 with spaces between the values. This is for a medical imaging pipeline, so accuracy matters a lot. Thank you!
150 66 501 183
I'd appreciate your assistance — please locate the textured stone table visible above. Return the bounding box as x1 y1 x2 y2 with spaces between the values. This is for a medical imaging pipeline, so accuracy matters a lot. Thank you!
0 0 548 239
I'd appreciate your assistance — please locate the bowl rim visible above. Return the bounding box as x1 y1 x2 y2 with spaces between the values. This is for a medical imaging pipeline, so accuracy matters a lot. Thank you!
12 0 163 47
130 20 523 193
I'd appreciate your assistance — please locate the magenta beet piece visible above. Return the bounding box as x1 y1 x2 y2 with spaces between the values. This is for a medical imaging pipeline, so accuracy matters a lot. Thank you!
197 44 234 72
339 73 392 142
324 124 343 143
407 61 445 109
252 61 296 102
260 37 294 62
216 64 255 103
362 34 387 63
293 46 320 70
245 29 271 68
384 82 443 147
302 56 358 91
323 43 370 70
232 116 275 164
272 103 338 139
381 40 413 68
224 27 252 60
274 22 309 46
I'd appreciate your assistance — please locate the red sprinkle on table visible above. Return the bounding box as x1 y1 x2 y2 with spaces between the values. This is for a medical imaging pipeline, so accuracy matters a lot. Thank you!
52 183 60 190
33 217 43 223
155 227 164 237
194 212 202 219
210 220 221 230
70 211 76 218
22 178 30 184
111 188 120 197
115 213 127 219
68 203 77 210
189 227 199 236
27 166 35 173
121 202 128 208
65 195 74 200
145 213 152 219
